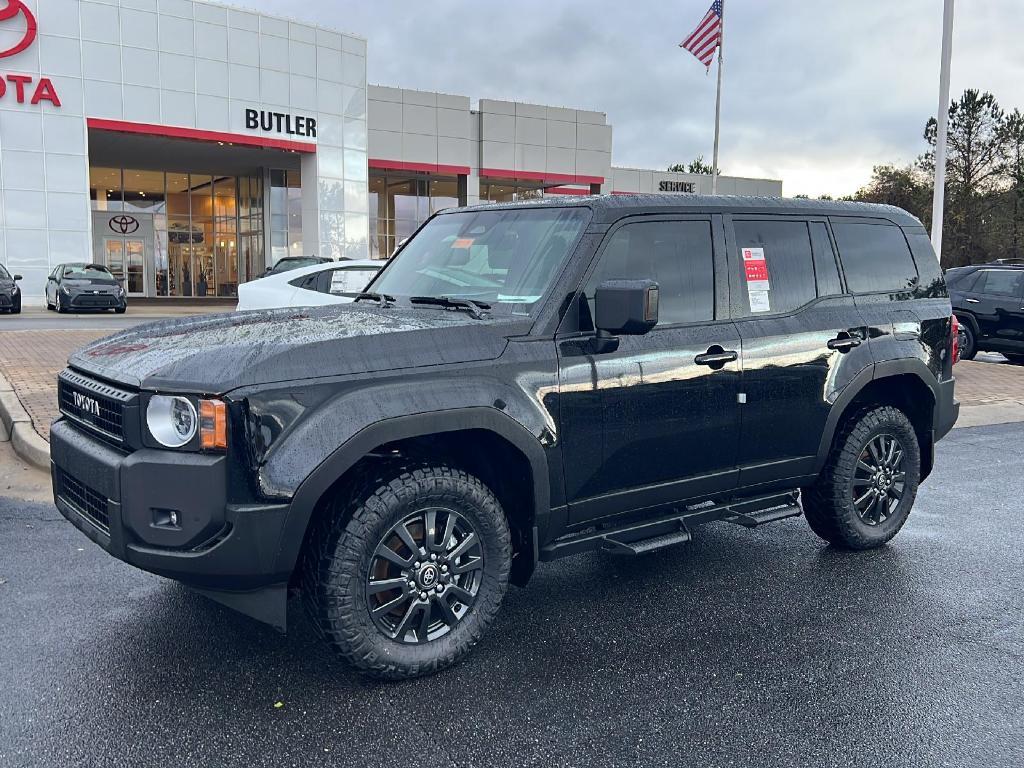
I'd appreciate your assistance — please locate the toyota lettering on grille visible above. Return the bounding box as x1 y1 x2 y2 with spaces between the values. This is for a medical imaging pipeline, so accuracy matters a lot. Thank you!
72 391 101 417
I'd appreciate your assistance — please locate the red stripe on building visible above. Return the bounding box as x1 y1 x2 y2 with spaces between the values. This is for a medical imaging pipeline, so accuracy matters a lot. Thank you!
368 159 471 175
86 118 317 153
480 168 604 186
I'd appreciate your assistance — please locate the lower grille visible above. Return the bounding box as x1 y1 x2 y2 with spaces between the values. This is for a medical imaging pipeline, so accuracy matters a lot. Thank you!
72 295 118 307
56 470 110 534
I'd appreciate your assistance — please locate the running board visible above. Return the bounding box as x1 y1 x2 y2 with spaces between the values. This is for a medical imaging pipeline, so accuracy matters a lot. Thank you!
540 491 802 560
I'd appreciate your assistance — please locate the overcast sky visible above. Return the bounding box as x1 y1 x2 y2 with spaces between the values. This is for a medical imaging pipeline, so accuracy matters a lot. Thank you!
244 0 1022 197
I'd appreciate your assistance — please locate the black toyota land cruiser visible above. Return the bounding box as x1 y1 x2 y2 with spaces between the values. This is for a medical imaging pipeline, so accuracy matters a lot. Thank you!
51 196 959 679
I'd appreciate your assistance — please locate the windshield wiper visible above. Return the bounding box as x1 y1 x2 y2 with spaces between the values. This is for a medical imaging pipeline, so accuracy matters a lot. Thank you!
354 291 396 307
408 296 491 319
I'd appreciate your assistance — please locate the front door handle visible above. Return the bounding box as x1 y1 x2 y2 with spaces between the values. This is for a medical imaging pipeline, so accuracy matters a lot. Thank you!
965 298 980 304
827 335 862 352
694 347 738 367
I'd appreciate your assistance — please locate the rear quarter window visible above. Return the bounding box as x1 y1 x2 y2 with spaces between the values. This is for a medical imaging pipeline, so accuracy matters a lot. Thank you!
831 221 919 294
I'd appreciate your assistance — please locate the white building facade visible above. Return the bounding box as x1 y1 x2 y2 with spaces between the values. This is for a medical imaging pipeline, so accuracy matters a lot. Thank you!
0 0 780 304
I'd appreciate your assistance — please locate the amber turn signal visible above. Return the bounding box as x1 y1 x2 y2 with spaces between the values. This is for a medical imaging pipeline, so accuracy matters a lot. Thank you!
200 399 227 450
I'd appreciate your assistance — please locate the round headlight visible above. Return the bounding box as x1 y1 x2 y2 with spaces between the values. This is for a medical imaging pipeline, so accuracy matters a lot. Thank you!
147 395 197 447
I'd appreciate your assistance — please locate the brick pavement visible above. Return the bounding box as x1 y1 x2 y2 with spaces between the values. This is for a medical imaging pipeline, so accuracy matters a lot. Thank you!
0 330 108 440
0 327 1022 441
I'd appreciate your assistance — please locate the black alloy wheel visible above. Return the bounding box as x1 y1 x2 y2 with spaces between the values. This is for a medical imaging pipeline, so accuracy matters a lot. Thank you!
302 462 511 679
850 433 907 526
366 507 484 644
802 405 920 550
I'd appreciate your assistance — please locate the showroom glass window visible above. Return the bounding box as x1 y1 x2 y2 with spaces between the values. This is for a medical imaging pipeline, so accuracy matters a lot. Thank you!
269 169 303 265
89 166 265 298
369 171 460 259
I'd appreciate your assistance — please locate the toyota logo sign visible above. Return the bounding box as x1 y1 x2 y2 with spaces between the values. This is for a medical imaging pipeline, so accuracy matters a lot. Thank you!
108 215 140 235
0 1 37 59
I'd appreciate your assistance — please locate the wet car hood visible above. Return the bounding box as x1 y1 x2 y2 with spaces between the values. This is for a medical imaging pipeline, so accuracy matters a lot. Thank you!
68 303 526 393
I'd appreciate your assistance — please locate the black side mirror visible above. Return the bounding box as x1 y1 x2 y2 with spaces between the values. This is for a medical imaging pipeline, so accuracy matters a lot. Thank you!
13 274 22 281
595 279 659 335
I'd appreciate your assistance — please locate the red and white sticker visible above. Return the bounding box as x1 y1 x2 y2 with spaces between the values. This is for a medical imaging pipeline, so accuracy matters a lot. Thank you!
742 247 770 289
742 247 771 312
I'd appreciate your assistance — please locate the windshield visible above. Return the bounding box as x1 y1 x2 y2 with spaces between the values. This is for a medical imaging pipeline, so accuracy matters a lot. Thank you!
270 257 323 274
370 207 590 314
64 265 114 280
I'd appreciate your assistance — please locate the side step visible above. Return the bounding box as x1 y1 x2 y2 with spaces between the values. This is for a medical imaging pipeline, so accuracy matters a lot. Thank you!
540 491 802 561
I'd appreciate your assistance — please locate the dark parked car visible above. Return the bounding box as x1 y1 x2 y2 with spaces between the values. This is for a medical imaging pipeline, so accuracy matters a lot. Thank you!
946 261 1024 362
51 196 958 679
265 255 332 275
0 264 22 314
45 263 127 313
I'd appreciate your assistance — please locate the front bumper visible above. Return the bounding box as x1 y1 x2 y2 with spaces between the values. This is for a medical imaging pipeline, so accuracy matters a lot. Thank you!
65 292 124 310
50 419 291 591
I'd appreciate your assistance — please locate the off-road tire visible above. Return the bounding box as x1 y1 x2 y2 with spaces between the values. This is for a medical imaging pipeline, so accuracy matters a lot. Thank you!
302 462 512 679
802 405 920 549
957 320 977 360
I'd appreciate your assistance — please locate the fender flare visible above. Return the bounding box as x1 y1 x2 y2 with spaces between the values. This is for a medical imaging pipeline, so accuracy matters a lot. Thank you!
812 359 939 474
272 406 551 575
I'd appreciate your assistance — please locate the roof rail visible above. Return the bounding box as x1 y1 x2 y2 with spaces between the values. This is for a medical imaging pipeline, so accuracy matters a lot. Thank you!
988 258 1024 265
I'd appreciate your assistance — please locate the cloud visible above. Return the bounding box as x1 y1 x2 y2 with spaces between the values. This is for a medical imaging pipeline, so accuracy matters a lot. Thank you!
245 0 1023 197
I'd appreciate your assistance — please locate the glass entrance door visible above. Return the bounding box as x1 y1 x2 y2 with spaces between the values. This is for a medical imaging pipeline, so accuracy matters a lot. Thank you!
104 238 146 296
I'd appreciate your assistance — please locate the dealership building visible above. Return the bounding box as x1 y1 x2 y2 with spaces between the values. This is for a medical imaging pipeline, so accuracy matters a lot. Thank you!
0 0 781 304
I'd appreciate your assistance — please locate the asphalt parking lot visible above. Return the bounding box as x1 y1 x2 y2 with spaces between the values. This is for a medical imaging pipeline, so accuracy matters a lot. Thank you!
1 423 1022 768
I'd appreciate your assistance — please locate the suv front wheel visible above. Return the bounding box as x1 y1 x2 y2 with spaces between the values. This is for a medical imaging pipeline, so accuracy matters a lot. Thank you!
302 462 512 679
802 405 921 550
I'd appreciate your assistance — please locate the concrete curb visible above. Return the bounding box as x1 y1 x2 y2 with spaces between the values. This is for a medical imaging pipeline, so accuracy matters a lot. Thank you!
0 372 50 472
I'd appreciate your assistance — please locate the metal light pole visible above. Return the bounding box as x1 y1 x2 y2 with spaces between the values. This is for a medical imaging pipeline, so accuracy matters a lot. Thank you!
711 2 726 194
930 0 955 262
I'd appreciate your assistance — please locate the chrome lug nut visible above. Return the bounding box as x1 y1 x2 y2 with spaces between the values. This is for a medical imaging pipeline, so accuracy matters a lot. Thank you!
435 584 444 593
440 564 448 573
419 591 427 600
430 553 438 561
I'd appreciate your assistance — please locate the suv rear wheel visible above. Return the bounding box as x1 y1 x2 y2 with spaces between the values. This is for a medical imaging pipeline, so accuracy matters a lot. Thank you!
802 405 920 550
957 319 977 360
302 462 511 679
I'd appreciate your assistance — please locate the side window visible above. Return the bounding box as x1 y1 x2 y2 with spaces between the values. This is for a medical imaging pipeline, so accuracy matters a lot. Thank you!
733 219 816 314
329 268 378 296
974 270 1024 298
809 222 843 296
831 221 919 293
584 219 714 326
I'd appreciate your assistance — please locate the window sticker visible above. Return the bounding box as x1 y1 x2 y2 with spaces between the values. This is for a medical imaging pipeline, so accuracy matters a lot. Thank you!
748 289 771 313
452 238 475 249
742 247 770 290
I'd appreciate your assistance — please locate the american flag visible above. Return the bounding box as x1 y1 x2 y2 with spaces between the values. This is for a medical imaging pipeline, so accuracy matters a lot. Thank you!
680 0 723 68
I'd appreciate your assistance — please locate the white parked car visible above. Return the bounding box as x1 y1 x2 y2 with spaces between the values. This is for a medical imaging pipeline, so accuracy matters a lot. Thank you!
236 259 383 311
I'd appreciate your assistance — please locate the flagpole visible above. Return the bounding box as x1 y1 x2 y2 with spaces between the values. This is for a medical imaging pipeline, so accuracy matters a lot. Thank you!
711 1 725 194
930 0 954 262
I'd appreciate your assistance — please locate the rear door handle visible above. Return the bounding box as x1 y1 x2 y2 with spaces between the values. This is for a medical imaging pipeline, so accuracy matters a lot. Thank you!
827 336 862 351
694 349 738 366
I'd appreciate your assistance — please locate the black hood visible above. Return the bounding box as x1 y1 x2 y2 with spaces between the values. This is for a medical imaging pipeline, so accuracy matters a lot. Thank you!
68 303 525 393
